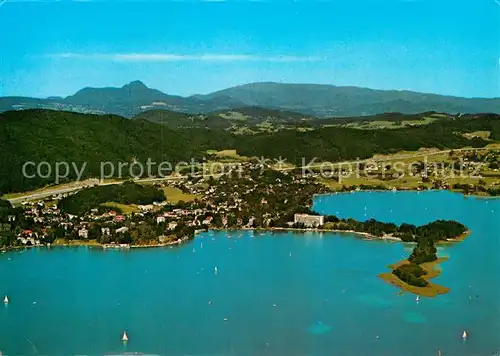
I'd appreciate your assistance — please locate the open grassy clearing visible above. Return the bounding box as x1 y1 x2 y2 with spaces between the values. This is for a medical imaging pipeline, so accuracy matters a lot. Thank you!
162 186 200 204
218 112 248 121
462 131 491 140
100 202 140 214
320 175 425 190
338 116 438 130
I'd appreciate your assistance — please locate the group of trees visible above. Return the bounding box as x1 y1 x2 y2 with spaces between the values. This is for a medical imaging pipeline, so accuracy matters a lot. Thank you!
391 238 438 287
0 199 35 248
392 263 429 287
59 181 165 215
452 183 500 197
317 216 467 243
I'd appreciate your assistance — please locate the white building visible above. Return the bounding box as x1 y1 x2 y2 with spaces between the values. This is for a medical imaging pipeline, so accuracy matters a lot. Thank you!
116 227 129 234
78 228 88 239
293 214 325 228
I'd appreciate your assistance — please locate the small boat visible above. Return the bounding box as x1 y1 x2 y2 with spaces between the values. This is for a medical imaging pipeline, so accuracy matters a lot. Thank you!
121 331 129 342
214 266 218 274
416 296 420 302
462 330 468 339
3 295 8 304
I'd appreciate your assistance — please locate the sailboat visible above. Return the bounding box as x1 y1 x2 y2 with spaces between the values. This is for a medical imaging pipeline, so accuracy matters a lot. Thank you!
462 330 468 339
122 331 129 342
214 266 218 274
3 295 8 304
416 296 420 302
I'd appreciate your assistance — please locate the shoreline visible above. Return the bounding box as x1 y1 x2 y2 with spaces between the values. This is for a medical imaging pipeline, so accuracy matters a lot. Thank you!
4 227 470 252
321 187 500 199
3 225 469 298
251 227 402 242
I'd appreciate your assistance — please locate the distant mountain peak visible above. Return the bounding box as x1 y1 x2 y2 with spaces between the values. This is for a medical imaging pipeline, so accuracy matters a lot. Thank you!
123 80 148 90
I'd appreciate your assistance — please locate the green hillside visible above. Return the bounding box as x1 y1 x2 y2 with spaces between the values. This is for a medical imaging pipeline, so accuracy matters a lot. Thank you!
0 109 231 193
1 109 498 194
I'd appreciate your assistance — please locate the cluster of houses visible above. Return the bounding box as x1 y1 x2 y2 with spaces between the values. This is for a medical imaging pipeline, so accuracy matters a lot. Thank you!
12 161 364 247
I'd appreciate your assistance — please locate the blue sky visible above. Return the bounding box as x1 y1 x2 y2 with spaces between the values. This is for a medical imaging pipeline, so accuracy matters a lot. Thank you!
0 0 498 98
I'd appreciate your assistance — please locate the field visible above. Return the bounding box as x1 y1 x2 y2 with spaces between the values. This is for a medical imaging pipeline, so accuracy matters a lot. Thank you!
218 111 248 121
334 116 438 130
463 131 491 140
100 202 140 214
52 238 101 246
162 186 200 204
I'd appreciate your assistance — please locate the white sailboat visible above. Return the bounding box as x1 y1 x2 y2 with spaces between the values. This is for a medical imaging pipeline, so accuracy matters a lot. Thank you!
462 330 468 339
214 266 218 274
416 296 420 302
3 295 8 304
121 331 129 342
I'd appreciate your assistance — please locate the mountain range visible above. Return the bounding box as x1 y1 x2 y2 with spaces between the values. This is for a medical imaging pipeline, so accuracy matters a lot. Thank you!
1 81 499 118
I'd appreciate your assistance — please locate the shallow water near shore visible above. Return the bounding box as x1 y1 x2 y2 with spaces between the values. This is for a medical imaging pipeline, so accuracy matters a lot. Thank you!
0 191 499 355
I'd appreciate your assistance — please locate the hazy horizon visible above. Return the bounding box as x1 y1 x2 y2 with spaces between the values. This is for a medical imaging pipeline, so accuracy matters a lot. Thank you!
6 79 500 101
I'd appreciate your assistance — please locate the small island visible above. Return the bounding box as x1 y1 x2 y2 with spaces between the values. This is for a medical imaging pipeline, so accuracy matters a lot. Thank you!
378 222 469 297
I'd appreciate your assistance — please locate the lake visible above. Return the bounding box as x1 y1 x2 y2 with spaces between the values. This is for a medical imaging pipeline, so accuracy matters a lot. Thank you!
0 191 499 355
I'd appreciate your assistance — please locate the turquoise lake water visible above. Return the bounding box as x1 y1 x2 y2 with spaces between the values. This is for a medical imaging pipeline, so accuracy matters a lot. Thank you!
0 191 499 355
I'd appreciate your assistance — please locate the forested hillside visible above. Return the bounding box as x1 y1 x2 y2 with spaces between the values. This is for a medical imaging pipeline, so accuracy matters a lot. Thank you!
0 110 231 193
231 117 495 163
0 109 498 194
